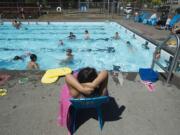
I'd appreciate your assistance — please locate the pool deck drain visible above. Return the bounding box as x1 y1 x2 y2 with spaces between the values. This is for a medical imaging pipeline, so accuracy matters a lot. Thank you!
0 71 180 135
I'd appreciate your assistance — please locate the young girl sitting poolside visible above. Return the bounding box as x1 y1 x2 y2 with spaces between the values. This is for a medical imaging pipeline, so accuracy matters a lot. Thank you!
58 67 108 130
65 67 108 98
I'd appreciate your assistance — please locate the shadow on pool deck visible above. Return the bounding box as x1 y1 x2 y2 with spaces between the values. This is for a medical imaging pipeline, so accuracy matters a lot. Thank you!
69 97 126 133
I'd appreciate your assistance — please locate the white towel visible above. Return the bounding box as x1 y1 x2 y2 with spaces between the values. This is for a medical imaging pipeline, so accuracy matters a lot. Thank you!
118 72 124 86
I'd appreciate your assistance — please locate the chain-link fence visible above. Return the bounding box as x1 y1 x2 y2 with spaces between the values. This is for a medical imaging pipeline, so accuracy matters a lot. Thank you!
0 1 177 19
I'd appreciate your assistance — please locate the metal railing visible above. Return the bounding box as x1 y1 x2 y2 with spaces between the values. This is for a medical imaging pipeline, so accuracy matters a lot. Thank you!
151 34 180 83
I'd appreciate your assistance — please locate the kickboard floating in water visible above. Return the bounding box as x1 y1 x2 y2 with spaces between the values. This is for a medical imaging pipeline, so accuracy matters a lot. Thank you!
41 67 72 84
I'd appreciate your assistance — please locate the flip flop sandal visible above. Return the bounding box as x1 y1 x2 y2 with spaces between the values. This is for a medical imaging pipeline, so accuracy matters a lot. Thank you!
18 77 29 84
146 83 155 92
0 88 7 96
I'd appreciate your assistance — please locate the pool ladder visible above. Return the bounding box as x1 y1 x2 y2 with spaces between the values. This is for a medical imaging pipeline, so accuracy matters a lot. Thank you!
151 34 180 83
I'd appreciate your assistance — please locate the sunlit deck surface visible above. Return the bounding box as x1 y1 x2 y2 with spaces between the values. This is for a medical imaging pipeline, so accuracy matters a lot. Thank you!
0 70 179 135
0 16 180 135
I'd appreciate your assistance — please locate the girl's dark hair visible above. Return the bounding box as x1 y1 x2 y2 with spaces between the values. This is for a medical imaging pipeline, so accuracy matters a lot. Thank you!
30 54 37 62
77 67 97 83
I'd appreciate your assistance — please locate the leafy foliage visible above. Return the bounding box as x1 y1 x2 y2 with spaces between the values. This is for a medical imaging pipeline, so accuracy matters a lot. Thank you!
151 0 162 5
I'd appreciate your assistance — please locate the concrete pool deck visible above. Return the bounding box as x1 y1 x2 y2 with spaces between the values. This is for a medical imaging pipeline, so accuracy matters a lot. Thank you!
0 71 180 135
0 16 180 135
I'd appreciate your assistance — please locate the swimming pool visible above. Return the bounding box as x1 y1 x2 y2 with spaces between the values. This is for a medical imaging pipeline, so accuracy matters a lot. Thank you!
0 22 170 71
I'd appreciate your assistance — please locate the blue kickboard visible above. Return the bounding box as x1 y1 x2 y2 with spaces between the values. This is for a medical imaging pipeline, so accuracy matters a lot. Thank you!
139 68 158 82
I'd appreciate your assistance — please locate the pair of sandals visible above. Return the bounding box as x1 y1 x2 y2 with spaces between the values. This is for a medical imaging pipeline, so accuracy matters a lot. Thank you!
141 80 155 92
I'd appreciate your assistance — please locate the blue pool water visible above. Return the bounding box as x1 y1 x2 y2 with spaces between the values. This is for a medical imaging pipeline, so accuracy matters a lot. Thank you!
0 22 170 71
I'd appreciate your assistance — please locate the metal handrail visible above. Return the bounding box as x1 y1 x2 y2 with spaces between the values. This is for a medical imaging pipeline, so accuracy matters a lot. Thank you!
167 34 180 82
151 34 180 83
151 35 172 68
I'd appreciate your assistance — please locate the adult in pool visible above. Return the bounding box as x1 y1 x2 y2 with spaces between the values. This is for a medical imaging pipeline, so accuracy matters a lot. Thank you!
68 32 76 40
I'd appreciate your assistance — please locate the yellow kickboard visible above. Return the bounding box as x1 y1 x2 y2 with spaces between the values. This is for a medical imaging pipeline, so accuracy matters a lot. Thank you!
0 88 7 96
41 67 72 84
45 67 72 78
167 39 176 46
41 75 59 84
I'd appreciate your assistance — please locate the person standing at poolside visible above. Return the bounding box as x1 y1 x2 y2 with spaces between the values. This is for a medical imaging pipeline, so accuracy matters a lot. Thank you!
113 32 120 40
27 54 39 70
165 15 172 30
84 30 90 40
19 7 25 19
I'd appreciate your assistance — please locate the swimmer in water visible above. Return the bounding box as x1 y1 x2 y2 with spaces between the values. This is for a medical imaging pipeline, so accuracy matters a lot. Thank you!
95 38 109 41
13 56 23 61
59 40 64 46
126 41 135 52
60 49 74 64
13 52 32 61
126 41 131 46
132 34 136 39
113 32 120 40
12 19 21 29
84 30 90 40
142 41 149 50
68 32 76 40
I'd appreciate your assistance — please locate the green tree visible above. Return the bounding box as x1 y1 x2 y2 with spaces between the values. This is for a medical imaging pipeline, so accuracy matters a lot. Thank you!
152 0 162 5
25 0 36 3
